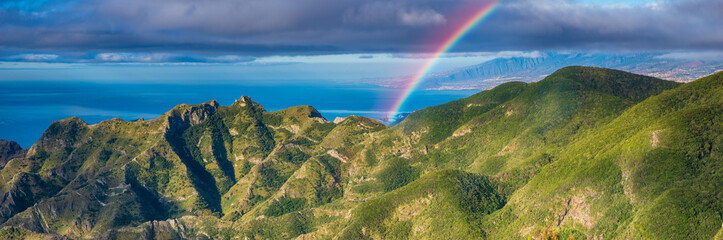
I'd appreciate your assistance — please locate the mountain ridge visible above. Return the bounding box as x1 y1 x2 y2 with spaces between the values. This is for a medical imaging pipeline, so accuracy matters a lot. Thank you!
0 140 26 168
367 52 723 90
0 66 720 239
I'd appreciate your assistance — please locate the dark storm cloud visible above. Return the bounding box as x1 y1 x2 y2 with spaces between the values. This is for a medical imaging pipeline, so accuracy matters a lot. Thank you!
0 0 721 60
462 0 723 51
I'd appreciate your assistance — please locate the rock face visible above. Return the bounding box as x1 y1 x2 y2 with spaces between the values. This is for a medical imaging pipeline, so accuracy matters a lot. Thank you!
163 100 219 136
0 67 721 240
0 173 48 224
0 140 26 168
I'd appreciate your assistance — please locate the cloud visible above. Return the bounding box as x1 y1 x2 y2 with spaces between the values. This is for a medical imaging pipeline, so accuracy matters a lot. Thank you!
88 53 257 63
2 54 59 62
342 2 445 27
0 0 721 59
398 8 446 26
475 0 723 51
656 51 723 60
94 53 163 62
495 51 543 59
0 52 256 63
205 55 257 63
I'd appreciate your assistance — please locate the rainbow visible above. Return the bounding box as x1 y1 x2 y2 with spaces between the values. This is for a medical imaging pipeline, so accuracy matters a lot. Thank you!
386 1 500 121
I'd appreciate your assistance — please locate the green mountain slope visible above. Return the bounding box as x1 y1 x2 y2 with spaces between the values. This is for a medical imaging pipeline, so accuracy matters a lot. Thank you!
0 67 719 240
483 70 722 239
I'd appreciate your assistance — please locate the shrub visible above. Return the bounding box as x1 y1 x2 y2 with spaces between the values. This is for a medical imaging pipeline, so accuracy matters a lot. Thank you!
264 197 307 217
377 158 419 192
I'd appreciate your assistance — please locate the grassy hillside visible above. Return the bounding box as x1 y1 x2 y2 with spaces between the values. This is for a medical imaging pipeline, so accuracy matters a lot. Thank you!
339 169 504 239
0 67 719 239
482 70 722 239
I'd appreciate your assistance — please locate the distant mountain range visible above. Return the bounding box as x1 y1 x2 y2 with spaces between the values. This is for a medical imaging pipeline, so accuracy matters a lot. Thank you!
1 67 721 239
369 52 723 90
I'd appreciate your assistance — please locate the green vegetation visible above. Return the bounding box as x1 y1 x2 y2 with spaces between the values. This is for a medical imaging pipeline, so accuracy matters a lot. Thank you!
0 67 719 240
377 158 419 192
340 170 504 239
275 147 309 165
264 196 308 217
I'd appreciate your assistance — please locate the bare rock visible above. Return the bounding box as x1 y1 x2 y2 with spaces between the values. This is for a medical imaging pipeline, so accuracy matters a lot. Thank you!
0 139 26 168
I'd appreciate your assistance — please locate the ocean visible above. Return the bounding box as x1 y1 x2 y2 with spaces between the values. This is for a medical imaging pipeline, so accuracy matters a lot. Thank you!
0 81 477 148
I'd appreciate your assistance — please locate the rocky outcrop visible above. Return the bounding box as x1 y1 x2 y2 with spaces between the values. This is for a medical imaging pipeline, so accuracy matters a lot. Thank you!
0 173 48 225
0 140 25 168
163 100 219 136
100 216 213 240
27 117 89 156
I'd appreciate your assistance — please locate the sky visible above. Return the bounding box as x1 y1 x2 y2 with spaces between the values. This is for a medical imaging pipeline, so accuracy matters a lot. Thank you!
0 53 499 82
2 0 723 146
1 0 722 65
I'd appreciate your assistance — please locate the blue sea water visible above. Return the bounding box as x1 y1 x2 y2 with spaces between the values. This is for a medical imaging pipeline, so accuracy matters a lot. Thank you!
0 81 477 148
